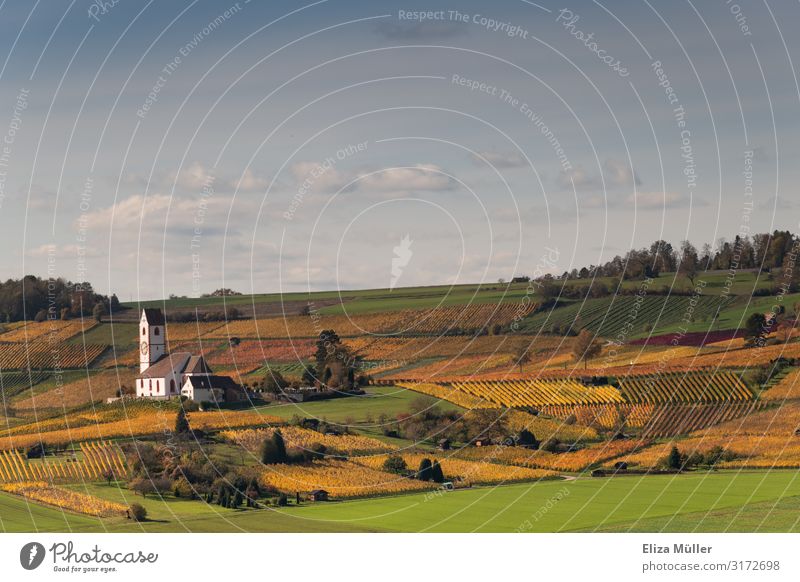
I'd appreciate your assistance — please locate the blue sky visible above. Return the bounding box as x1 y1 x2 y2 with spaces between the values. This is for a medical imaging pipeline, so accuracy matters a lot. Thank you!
0 0 797 300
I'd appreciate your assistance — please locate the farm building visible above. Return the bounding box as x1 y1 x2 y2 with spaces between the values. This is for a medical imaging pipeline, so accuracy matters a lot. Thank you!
135 308 244 402
308 489 329 502
181 375 246 403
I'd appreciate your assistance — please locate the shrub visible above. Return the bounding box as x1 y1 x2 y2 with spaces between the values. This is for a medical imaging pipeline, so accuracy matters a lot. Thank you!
382 455 408 474
129 503 147 522
540 438 560 453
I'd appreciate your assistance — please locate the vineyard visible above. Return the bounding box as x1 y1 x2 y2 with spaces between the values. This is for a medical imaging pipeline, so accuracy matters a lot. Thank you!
762 367 800 401
540 402 763 437
617 371 752 403
403 378 625 409
220 426 396 455
453 439 649 472
0 481 128 517
0 342 108 370
0 400 284 450
13 369 134 410
0 320 97 343
0 441 127 483
353 454 558 485
260 459 437 498
517 295 736 338
395 381 498 409
0 370 51 397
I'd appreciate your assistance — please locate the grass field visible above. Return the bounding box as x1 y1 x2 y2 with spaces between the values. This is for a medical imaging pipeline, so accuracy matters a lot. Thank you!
0 483 376 533
2 471 796 533
256 385 462 424
125 271 772 317
279 471 800 533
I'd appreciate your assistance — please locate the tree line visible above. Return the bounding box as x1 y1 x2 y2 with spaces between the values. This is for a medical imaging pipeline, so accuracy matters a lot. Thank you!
536 230 798 282
0 276 119 323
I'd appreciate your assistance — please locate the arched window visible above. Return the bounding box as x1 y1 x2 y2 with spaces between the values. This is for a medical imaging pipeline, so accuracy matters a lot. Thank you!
142 327 146 335
170 379 175 393
154 327 160 336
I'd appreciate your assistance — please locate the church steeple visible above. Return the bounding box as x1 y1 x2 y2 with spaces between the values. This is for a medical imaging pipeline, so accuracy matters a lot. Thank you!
139 308 166 372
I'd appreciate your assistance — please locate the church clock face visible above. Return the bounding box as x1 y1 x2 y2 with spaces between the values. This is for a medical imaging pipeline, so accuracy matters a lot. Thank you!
140 341 149 356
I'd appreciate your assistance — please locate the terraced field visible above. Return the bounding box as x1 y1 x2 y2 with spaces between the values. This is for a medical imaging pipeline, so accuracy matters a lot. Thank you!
518 295 736 338
618 371 752 403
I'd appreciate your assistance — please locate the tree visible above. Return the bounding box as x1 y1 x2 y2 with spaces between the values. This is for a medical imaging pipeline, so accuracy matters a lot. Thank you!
513 343 532 373
261 370 288 395
301 365 317 385
260 430 287 464
540 438 560 453
315 330 340 380
678 240 699 285
572 329 602 369
430 460 445 483
518 429 538 449
60 307 71 321
667 446 683 470
744 312 768 346
382 455 408 474
175 408 190 434
34 309 48 322
92 302 106 322
128 503 147 522
416 458 433 481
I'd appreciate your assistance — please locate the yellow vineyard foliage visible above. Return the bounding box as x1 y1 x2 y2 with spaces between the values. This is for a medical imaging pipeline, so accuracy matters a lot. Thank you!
0 481 127 517
260 459 436 498
454 439 649 472
221 426 396 455
353 453 558 485
0 406 282 451
762 368 800 401
0 441 127 483
0 320 97 343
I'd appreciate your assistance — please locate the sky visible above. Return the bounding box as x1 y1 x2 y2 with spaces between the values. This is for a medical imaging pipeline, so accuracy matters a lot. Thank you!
0 0 797 301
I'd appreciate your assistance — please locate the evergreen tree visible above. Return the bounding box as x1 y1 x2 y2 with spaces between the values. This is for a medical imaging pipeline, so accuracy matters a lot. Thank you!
272 430 287 462
518 429 538 448
744 312 768 346
417 458 433 481
667 446 683 470
175 408 190 434
430 460 445 483
260 430 288 464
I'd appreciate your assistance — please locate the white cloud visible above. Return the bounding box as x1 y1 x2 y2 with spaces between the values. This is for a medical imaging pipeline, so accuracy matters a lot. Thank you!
557 158 640 191
470 151 526 168
289 162 455 196
229 168 268 193
626 191 686 209
170 161 215 191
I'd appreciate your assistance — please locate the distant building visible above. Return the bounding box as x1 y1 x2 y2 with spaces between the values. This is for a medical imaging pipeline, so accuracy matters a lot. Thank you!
135 308 244 402
307 489 329 502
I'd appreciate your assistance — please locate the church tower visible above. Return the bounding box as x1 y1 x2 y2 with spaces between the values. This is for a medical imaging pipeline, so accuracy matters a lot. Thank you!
139 308 167 373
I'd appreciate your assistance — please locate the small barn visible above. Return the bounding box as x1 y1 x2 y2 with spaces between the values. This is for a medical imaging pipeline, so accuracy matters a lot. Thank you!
307 489 329 502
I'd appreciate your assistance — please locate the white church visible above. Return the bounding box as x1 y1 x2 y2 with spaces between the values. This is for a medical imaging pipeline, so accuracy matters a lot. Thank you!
135 308 243 402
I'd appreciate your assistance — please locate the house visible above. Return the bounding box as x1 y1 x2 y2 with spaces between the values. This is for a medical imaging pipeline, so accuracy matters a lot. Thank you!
437 438 451 451
135 308 243 402
181 375 245 403
307 489 329 502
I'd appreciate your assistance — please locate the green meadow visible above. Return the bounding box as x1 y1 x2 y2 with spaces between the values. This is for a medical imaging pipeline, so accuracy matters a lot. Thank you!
3 471 798 533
